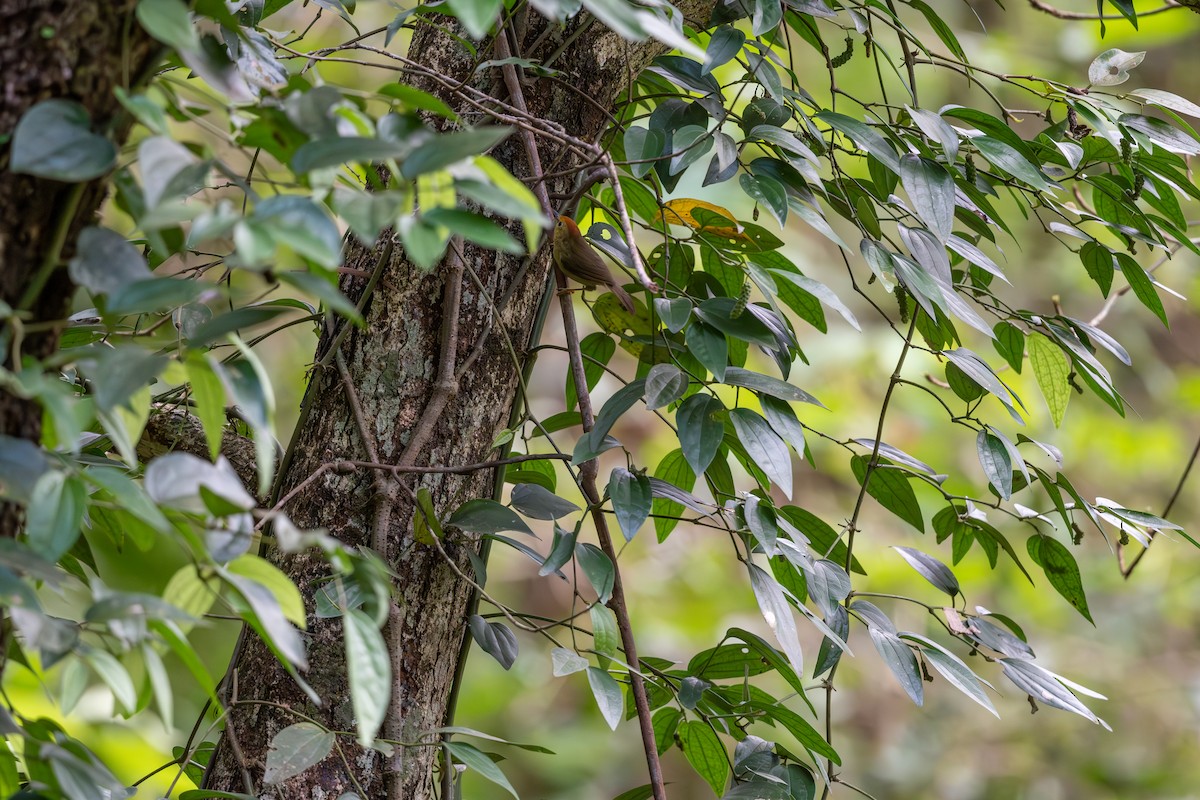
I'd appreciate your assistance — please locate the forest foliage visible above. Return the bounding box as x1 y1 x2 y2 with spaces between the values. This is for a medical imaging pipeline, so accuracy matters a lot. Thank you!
1 0 1198 797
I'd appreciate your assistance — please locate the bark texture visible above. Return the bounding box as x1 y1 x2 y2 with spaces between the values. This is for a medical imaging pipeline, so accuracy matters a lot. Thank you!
205 5 715 798
0 0 158 534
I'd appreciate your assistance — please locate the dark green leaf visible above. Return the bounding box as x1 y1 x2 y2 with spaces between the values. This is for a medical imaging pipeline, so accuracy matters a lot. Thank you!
678 721 728 795
609 467 651 541
576 542 614 603
652 449 696 542
1027 536 1093 622
511 484 579 520
1115 252 1168 327
449 499 534 535
344 608 390 745
893 546 959 597
850 456 924 532
723 367 823 407
677 393 726 475
469 614 519 669
10 100 116 181
730 409 792 497
643 364 688 409
587 667 624 730
869 627 923 705
900 155 955 241
400 127 512 178
976 429 1013 499
446 741 518 797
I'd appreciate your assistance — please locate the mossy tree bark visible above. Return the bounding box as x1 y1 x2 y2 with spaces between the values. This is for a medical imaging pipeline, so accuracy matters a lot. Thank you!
204 5 715 798
0 0 158 535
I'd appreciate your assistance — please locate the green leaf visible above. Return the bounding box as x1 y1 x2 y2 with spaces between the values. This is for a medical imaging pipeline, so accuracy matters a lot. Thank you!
643 363 688 409
401 127 512 178
972 136 1055 191
869 627 923 705
576 542 614 603
262 724 333 786
423 208 524 255
68 227 151 296
278 271 363 324
677 393 726 476
137 0 200 52
587 667 624 730
469 614 519 669
1026 332 1071 427
566 332 616 412
1129 87 1200 120
625 127 666 179
1000 658 1107 728
906 106 960 161
815 111 899 172
447 0 502 38
893 546 959 597
1120 113 1200 155
901 633 998 717
290 137 410 175
344 609 390 745
26 471 85 562
748 564 804 678
1079 241 1114 297
511 483 578 520
850 456 924 533
702 26 745 74
652 449 696 542
745 693 839 763
992 322 1025 373
678 721 729 796
730 408 792 497
609 467 652 541
1027 536 1093 623
976 429 1013 500
446 741 518 797
900 155 955 241
10 99 116 181
760 395 807 457
590 604 619 666
222 571 307 669
227 555 306 628
723 367 823 407
84 650 137 714
907 0 967 62
551 647 589 677
450 499 534 535
1115 253 1168 327
378 83 458 119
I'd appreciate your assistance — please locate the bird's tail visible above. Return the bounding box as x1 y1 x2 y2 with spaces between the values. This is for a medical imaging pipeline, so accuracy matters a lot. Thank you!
610 283 636 314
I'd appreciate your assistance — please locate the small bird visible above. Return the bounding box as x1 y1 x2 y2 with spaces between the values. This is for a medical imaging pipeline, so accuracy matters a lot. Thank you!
552 215 636 313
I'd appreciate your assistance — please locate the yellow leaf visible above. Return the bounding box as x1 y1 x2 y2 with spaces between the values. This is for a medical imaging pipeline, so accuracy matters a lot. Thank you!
653 198 747 240
227 554 307 629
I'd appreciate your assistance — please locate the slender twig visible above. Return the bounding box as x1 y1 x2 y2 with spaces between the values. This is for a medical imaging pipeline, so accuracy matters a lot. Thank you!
602 151 659 293
496 29 667 800
1121 432 1200 578
17 182 87 311
819 316 919 800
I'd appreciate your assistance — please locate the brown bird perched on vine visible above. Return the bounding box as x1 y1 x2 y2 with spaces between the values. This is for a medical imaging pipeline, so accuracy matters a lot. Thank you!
553 215 636 313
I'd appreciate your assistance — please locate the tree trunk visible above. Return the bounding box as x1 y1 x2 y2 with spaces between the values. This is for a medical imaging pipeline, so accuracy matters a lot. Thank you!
205 6 714 798
0 0 158 534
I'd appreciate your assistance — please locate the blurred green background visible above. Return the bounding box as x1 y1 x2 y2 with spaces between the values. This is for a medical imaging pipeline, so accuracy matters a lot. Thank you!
9 2 1200 798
